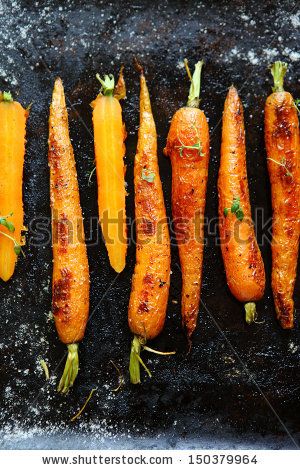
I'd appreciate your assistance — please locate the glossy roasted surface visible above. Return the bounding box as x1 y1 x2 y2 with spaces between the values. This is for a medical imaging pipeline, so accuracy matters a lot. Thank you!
49 78 90 344
265 91 300 328
0 0 300 451
218 87 265 302
165 107 209 339
128 74 171 340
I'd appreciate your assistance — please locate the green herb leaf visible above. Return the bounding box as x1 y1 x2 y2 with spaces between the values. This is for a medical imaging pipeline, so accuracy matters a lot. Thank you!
5 220 15 232
231 197 240 213
267 156 293 179
224 207 229 217
14 245 21 255
175 123 204 158
235 209 244 221
142 169 155 183
227 196 244 221
0 213 24 257
294 99 300 115
0 217 15 232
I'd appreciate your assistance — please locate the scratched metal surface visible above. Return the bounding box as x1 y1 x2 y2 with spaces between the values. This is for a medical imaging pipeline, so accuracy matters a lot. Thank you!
0 0 300 450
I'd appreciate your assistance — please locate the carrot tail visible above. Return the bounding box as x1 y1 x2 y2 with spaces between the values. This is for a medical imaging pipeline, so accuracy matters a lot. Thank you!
129 335 152 385
270 61 288 93
245 302 257 325
114 65 126 100
57 343 79 394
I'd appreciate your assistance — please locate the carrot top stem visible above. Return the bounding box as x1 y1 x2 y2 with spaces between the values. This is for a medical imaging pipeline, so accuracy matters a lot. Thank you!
184 59 204 108
129 335 152 384
245 302 257 325
96 73 115 96
96 67 126 100
0 91 13 102
57 343 79 394
270 61 288 93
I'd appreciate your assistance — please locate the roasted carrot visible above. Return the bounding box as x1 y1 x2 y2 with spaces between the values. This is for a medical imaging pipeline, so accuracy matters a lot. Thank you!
91 68 127 273
128 64 171 384
264 61 300 329
48 78 90 393
0 91 27 281
218 86 265 321
164 60 210 343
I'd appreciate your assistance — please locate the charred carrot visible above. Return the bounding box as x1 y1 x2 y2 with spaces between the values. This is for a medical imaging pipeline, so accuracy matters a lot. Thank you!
218 86 265 320
128 64 171 384
91 68 127 273
164 60 210 343
48 78 90 393
265 61 300 328
0 91 27 281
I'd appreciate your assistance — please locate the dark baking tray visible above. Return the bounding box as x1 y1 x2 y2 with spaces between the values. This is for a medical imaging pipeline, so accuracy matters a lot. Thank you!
0 0 300 450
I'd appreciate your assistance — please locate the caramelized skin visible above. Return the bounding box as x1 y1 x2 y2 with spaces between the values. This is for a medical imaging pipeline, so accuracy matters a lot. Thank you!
265 91 300 328
164 107 209 338
218 86 265 302
0 99 26 281
49 78 90 344
128 73 171 340
91 94 127 273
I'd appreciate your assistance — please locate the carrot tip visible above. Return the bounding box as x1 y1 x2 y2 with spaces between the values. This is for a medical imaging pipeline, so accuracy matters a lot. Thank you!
245 302 257 325
114 66 126 101
133 57 144 75
129 335 151 384
57 343 79 394
186 336 192 355
143 345 176 356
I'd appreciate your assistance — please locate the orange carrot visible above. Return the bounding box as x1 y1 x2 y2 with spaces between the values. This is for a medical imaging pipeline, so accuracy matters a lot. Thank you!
218 86 265 322
91 68 127 273
128 65 171 384
164 60 210 343
0 91 27 281
48 78 90 393
265 61 300 328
